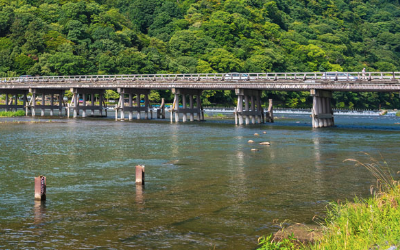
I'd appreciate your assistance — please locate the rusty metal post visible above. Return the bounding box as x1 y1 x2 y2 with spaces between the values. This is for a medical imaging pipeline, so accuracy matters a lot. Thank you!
136 165 145 185
34 176 46 201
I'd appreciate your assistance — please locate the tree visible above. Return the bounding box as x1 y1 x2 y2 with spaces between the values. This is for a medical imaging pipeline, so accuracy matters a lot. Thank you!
203 48 243 73
104 89 119 102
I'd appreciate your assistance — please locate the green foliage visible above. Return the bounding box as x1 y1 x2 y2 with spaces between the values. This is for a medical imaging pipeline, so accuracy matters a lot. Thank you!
104 89 119 101
0 0 399 107
257 234 298 250
0 110 25 117
312 157 400 250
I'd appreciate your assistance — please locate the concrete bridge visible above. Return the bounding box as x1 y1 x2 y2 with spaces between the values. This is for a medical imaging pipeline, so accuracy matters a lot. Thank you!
1 72 399 128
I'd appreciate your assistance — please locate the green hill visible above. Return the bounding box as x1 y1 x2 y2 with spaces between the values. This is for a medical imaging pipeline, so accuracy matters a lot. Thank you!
0 0 399 108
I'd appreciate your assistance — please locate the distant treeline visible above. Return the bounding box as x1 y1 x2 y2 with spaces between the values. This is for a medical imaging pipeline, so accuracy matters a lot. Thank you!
0 0 399 108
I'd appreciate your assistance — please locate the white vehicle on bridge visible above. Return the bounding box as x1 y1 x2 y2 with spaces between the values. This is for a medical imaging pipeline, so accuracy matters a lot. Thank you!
322 72 358 80
224 72 250 80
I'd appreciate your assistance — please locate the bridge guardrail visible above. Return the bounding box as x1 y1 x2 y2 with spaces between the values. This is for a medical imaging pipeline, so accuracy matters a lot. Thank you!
1 72 400 84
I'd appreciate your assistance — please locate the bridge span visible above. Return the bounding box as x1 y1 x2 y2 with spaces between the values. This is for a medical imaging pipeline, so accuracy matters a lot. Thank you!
1 72 399 128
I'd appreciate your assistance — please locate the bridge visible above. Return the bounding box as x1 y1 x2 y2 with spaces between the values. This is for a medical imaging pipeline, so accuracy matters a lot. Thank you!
1 72 399 128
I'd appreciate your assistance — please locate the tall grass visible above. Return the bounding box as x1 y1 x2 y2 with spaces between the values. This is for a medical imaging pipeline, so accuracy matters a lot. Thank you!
0 110 25 117
257 154 400 250
311 155 400 250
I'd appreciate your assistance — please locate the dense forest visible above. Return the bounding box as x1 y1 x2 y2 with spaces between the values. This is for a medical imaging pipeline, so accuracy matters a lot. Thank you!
0 0 400 108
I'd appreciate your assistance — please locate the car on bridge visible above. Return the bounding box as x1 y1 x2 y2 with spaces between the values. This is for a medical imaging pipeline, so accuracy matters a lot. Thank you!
322 72 358 80
224 73 250 80
17 75 33 82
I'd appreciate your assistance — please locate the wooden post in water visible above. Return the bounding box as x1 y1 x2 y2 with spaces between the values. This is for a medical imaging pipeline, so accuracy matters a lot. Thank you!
34 176 46 201
136 165 145 185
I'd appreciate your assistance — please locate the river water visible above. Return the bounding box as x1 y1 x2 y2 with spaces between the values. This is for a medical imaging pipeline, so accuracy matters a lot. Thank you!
0 113 399 249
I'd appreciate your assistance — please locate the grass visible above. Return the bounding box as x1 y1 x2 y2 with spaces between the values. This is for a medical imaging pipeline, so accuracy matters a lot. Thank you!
214 113 227 118
257 154 400 250
258 234 300 250
0 110 25 117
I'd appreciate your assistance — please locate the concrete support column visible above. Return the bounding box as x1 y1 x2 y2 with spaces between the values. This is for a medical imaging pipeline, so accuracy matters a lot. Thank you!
119 93 124 120
91 94 95 116
245 95 249 125
41 93 45 116
73 93 78 118
196 95 201 121
99 93 103 116
189 95 194 122
5 94 9 111
13 94 17 111
235 89 263 125
256 95 261 124
59 94 63 116
174 94 179 122
82 94 87 118
136 94 141 120
311 89 334 128
170 89 202 122
250 95 255 124
128 93 133 120
182 94 187 122
49 94 54 116
237 95 243 125
23 93 28 116
144 94 149 120
32 93 36 116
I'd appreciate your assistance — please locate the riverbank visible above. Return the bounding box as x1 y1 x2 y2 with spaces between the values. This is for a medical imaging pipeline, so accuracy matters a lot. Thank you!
258 159 400 250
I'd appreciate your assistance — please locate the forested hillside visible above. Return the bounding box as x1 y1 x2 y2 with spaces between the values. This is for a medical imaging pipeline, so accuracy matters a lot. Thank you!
1 0 399 108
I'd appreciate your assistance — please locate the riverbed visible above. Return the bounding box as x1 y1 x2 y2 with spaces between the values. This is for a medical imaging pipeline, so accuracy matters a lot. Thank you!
0 113 399 249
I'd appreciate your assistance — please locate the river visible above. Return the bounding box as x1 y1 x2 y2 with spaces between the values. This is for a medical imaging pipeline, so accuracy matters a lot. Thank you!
0 113 399 249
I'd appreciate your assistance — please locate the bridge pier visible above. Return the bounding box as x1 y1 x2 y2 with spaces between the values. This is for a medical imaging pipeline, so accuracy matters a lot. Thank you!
171 88 203 122
117 88 151 121
235 89 263 125
311 89 334 128
29 89 64 117
0 89 28 112
70 88 106 118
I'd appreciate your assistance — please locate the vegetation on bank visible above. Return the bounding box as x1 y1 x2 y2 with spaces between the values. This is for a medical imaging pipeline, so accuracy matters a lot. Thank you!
0 110 25 117
1 0 400 108
258 157 400 250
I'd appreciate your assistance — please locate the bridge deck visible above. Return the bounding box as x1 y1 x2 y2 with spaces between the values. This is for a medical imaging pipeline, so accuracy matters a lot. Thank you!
1 72 400 92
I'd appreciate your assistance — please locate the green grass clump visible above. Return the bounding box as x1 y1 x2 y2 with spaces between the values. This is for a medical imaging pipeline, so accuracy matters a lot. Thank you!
312 189 400 249
258 155 400 250
311 156 400 250
0 110 25 117
396 111 400 117
258 234 300 250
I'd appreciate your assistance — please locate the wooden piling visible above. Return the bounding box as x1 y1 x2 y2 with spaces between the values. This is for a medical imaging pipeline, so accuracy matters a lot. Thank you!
34 176 46 201
136 165 145 185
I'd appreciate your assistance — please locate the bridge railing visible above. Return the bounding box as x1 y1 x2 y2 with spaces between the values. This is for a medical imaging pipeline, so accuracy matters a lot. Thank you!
1 72 400 84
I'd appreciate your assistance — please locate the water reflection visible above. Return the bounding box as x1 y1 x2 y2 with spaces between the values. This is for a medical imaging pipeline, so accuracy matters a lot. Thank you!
34 201 46 224
135 185 144 205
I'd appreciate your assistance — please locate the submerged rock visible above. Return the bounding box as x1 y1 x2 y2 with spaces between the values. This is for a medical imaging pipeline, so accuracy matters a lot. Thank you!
163 160 180 165
254 133 259 136
259 142 271 145
248 140 254 143
251 148 259 151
